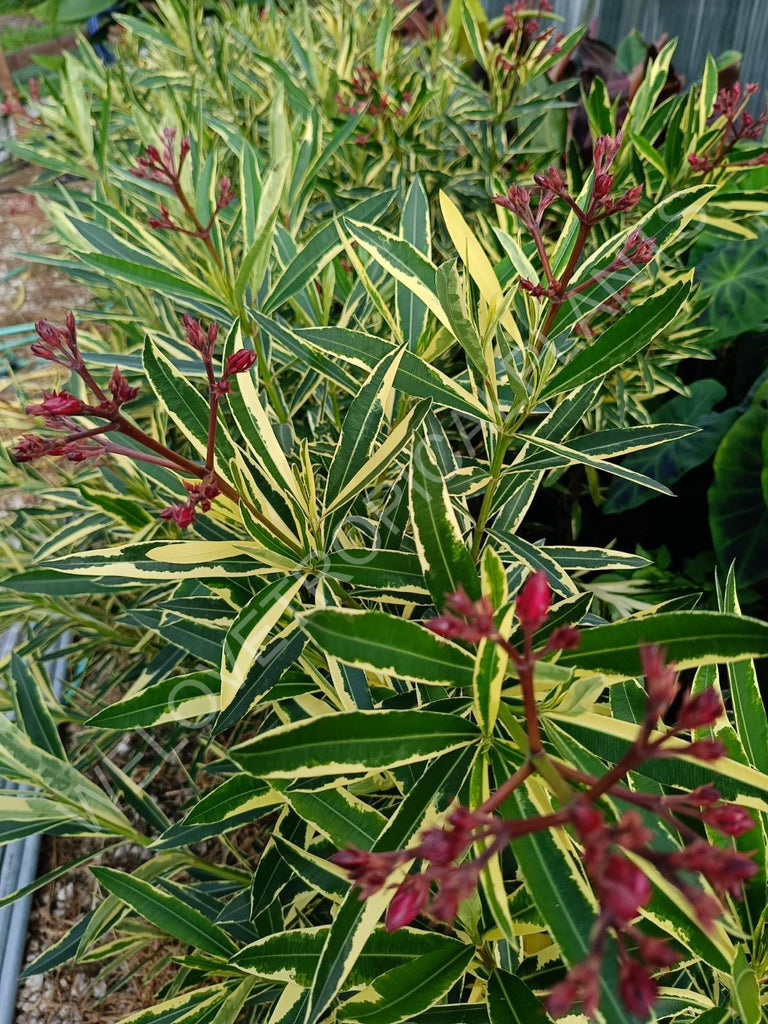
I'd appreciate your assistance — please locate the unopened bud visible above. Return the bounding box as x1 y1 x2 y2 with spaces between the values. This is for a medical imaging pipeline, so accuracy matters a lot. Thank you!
224 348 257 376
515 571 550 633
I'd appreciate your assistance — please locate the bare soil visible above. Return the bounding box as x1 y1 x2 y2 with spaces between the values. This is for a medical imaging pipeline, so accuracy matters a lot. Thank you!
0 162 91 327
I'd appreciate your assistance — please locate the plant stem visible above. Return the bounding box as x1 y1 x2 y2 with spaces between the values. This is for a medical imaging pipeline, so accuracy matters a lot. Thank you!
538 219 591 343
479 761 533 814
470 432 511 561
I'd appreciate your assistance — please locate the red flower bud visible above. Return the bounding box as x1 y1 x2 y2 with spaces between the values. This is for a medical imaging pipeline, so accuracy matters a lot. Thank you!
598 856 651 924
108 367 139 406
676 688 723 730
703 803 755 837
159 502 196 528
619 959 657 1019
640 644 678 712
548 626 581 651
429 864 478 922
547 959 601 1019
385 876 430 931
678 739 726 761
515 571 550 632
225 349 258 376
636 934 679 968
26 391 85 418
11 433 50 463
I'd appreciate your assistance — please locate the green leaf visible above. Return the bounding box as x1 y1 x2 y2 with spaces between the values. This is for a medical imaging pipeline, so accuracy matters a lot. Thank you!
473 637 507 736
323 549 428 595
435 259 486 377
232 926 465 988
91 867 236 958
697 232 768 342
557 611 768 678
229 709 480 779
10 654 66 760
398 176 430 348
300 609 474 686
154 776 282 849
720 569 768 774
213 629 306 734
541 279 691 401
277 785 386 849
487 969 548 1024
77 252 223 310
410 435 480 609
325 350 403 508
731 947 761 1024
221 575 306 710
87 671 218 729
305 749 475 1023
344 219 449 330
337 943 474 1024
265 191 397 312
293 324 490 420
709 382 768 586
0 716 131 836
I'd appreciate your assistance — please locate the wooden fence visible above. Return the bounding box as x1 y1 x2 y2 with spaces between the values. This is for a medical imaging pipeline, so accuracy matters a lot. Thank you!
482 0 768 89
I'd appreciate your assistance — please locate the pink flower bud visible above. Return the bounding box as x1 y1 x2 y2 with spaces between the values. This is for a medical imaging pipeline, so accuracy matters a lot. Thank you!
640 644 678 712
703 803 755 837
598 856 651 924
548 626 581 651
515 571 550 632
430 864 478 922
680 739 726 761
225 349 258 376
546 980 578 1019
676 689 723 730
636 934 679 968
385 876 430 931
619 959 657 1019
108 367 139 406
35 319 63 349
570 799 604 837
11 433 49 463
26 391 85 418
159 502 196 529
547 960 601 1019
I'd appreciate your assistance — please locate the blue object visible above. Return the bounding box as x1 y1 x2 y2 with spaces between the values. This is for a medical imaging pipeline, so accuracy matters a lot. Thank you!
85 7 121 65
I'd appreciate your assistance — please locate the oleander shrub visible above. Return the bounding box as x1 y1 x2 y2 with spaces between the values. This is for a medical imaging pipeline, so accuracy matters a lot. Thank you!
3 2 768 1022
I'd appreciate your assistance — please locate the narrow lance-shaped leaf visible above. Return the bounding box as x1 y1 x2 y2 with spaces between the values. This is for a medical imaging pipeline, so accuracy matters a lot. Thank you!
305 748 476 1023
10 653 66 760
557 611 768 678
397 176 430 349
540 278 692 401
344 218 451 331
91 867 237 958
300 608 475 686
336 943 475 1024
410 434 480 609
220 574 307 710
325 349 404 509
229 708 480 779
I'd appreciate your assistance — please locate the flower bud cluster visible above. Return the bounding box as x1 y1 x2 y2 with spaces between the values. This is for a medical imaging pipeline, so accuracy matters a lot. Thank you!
493 134 654 321
689 82 768 173
10 312 255 531
160 477 220 530
331 577 760 1023
133 128 234 238
335 64 412 144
